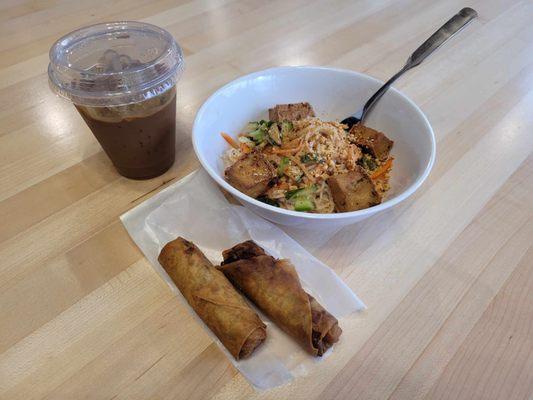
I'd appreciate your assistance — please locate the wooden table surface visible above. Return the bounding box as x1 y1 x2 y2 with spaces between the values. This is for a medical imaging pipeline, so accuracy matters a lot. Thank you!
1 0 532 399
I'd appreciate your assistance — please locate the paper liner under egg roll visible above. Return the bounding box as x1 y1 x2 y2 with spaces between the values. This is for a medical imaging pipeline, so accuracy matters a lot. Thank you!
158 237 266 360
219 241 342 356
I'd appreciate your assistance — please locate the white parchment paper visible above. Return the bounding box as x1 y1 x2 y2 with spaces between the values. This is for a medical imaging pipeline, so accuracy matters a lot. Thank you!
120 169 365 389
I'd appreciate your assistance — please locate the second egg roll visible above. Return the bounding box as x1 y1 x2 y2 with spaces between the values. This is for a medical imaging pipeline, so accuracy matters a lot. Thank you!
158 237 266 360
219 241 342 356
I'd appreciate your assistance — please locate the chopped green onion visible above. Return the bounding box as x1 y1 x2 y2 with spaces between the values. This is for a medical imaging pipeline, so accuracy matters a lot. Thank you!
285 185 316 211
245 122 259 132
281 121 293 136
359 154 378 171
247 129 266 143
294 198 314 211
244 120 276 144
285 187 305 199
268 124 282 145
258 119 274 128
285 185 316 199
277 156 290 177
300 153 319 163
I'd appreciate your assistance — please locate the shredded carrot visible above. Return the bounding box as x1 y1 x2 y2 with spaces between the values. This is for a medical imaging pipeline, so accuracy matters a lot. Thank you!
221 132 239 149
371 158 393 180
240 142 251 153
272 147 299 155
283 137 301 148
272 138 304 155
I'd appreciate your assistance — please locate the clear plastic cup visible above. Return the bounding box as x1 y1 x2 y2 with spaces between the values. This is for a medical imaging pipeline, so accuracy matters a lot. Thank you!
48 21 184 179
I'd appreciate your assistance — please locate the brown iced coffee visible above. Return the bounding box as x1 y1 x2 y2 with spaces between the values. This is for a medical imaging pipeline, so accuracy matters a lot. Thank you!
48 22 184 179
76 88 176 179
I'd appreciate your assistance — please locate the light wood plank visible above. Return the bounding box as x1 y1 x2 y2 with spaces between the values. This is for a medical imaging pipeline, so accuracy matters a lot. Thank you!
0 260 172 400
0 1 532 399
320 159 533 400
425 246 533 400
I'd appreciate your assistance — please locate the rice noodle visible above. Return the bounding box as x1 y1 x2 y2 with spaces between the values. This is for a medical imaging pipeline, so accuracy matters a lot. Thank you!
223 117 391 213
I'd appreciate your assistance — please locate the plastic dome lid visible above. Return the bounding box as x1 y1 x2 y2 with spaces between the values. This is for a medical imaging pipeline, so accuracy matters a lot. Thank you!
48 21 184 106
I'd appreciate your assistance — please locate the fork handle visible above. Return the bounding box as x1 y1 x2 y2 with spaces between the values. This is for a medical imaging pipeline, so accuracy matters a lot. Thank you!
358 7 478 124
406 7 478 68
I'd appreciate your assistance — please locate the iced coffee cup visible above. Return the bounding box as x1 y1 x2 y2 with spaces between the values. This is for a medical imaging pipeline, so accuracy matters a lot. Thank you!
48 22 184 179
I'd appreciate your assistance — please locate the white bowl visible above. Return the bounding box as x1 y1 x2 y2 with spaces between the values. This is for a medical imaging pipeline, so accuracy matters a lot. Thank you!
192 66 435 228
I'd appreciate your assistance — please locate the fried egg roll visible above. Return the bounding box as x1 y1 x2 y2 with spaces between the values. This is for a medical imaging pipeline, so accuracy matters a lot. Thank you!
219 241 342 356
158 237 266 360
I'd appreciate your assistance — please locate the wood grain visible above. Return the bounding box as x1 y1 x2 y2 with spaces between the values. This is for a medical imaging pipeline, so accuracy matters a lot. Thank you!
0 1 532 399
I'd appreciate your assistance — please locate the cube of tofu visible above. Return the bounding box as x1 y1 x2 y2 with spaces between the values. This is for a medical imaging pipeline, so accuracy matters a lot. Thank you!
327 167 381 212
349 124 393 161
268 102 315 122
225 152 275 198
